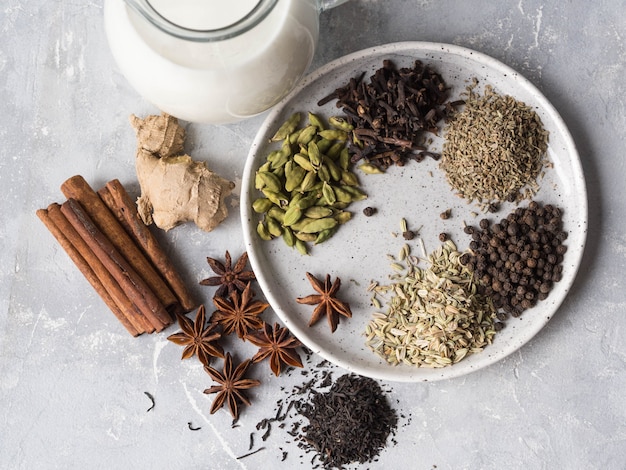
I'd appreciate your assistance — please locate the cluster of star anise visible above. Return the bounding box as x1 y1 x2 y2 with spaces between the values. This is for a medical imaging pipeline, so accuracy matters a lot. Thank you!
167 250 304 421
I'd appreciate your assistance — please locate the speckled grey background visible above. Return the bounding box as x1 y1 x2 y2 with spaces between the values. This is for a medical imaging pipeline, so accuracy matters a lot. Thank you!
1 1 624 469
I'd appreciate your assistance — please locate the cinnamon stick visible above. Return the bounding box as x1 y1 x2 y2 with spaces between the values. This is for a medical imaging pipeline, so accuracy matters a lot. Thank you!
45 203 155 335
60 175 179 314
98 179 197 313
37 205 144 336
61 198 172 332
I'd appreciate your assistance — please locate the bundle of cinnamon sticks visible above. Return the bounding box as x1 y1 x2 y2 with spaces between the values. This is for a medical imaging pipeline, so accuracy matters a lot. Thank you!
37 175 197 336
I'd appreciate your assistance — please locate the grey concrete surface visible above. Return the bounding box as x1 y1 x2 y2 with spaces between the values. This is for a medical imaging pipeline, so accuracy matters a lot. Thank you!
1 1 625 469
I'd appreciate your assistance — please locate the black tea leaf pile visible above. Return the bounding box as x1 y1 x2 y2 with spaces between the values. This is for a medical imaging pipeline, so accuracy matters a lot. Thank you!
297 373 398 469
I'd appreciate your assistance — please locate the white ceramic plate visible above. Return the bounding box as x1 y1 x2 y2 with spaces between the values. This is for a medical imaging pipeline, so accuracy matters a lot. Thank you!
241 42 587 382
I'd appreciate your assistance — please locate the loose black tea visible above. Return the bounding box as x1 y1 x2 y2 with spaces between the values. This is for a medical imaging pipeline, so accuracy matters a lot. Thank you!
297 374 398 469
144 391 155 412
236 447 265 460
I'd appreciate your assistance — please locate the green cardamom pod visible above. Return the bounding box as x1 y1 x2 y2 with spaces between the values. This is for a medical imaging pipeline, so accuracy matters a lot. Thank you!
288 127 304 144
332 185 353 204
267 206 285 224
255 172 265 190
270 150 290 170
266 149 284 164
293 153 316 172
304 206 334 219
282 205 303 227
282 226 296 247
271 112 301 142
256 221 273 240
285 163 306 192
294 232 317 242
266 216 283 237
316 138 333 154
295 238 309 255
308 112 326 131
359 163 384 174
318 129 348 141
340 185 367 201
288 191 303 208
323 156 342 181
297 170 317 193
262 189 289 208
257 171 282 192
290 216 316 232
296 125 317 145
314 226 338 245
307 180 324 196
338 147 351 170
283 159 293 179
307 141 322 168
334 210 352 224
299 217 337 234
326 142 345 160
321 181 336 205
296 194 319 210
318 164 331 183
340 170 359 186
329 116 354 132
252 197 273 213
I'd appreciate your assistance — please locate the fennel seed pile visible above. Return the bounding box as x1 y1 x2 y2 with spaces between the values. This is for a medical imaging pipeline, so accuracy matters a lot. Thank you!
440 83 549 207
365 240 497 367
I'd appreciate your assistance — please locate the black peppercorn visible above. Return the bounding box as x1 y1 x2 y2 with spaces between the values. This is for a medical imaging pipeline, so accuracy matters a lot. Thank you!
363 206 377 217
465 201 567 321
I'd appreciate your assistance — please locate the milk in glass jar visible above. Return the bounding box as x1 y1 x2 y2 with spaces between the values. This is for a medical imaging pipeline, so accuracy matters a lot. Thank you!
104 0 349 123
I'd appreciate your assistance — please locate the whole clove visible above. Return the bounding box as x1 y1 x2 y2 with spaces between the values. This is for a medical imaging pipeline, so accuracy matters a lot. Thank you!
318 59 454 171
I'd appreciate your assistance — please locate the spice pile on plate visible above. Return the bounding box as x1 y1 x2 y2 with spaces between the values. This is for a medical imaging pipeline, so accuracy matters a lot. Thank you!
462 202 567 318
318 58 455 172
252 112 367 255
440 82 550 210
366 239 497 367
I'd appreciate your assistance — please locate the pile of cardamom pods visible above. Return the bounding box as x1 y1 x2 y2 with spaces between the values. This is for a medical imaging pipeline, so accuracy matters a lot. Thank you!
253 112 367 254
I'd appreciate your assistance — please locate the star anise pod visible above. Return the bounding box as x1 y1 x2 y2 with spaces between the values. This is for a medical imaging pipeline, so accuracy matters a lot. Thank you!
199 251 256 298
203 352 261 420
296 272 352 333
246 322 303 376
211 282 268 338
167 305 224 366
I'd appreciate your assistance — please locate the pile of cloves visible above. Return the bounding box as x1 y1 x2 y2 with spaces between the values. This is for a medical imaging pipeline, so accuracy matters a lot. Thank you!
318 59 457 170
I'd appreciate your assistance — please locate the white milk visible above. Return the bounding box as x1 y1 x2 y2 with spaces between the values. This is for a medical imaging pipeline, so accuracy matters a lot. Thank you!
104 0 319 123
147 0 261 30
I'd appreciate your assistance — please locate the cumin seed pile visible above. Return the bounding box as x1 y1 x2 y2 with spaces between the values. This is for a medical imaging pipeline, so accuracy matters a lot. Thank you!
440 83 549 207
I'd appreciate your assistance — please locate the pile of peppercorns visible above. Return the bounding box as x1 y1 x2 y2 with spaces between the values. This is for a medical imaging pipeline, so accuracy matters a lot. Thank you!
461 201 568 322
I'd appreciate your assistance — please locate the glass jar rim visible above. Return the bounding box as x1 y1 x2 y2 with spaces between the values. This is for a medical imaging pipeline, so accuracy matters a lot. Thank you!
124 0 279 42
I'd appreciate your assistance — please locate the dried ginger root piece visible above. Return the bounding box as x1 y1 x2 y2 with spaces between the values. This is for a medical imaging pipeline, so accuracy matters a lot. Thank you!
131 112 235 232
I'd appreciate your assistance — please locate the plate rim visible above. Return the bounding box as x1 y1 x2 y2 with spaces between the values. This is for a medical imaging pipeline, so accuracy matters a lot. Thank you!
241 41 588 382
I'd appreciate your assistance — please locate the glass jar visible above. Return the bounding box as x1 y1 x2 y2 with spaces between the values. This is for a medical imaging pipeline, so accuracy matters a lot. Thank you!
104 0 349 124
